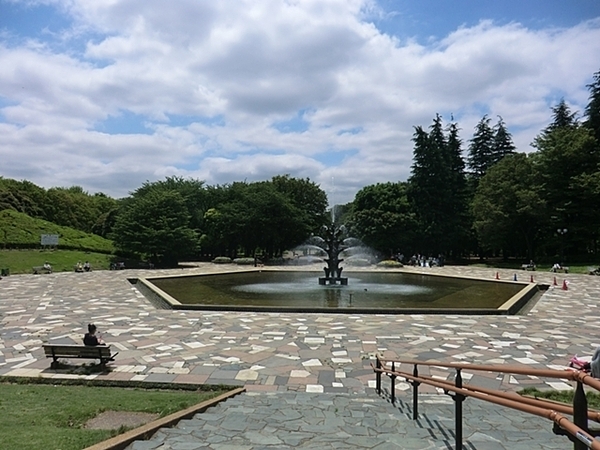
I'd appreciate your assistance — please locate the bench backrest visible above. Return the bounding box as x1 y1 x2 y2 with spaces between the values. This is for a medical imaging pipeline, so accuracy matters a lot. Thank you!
43 344 111 358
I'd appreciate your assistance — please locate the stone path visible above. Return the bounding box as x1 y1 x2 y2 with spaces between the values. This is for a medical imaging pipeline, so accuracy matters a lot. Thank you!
1 263 599 448
125 392 563 449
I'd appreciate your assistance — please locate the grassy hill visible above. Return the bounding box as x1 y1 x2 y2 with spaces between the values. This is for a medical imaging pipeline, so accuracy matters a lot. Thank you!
0 209 114 253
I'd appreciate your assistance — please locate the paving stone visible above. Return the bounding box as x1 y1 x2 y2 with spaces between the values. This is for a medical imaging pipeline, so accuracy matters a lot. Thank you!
1 264 598 448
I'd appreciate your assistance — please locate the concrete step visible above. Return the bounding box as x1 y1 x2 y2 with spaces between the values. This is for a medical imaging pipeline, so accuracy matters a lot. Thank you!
125 392 573 449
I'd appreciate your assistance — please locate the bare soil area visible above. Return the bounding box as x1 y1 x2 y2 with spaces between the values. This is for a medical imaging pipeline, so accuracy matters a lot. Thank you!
84 411 160 430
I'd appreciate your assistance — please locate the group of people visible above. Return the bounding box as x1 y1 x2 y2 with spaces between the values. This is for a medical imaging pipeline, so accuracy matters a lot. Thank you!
400 253 444 268
75 261 91 272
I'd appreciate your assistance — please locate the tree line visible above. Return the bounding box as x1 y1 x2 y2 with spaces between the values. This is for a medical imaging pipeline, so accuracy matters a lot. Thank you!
1 68 599 265
349 69 600 263
0 174 329 265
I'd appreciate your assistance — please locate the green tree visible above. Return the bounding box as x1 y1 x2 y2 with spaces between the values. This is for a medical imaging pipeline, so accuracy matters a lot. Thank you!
467 115 495 180
134 177 208 232
202 180 317 259
407 115 469 257
585 69 600 143
271 175 328 234
472 153 546 259
532 123 600 257
111 189 198 265
492 116 516 164
349 182 417 256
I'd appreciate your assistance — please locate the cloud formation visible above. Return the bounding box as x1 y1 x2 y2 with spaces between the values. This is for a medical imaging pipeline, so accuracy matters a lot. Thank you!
1 1 600 202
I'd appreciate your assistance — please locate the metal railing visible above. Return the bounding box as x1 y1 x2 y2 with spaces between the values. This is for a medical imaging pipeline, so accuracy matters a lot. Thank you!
372 357 600 450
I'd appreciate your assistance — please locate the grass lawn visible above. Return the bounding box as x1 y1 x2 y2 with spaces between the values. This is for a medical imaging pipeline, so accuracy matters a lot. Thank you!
0 382 228 450
519 387 600 409
0 249 115 274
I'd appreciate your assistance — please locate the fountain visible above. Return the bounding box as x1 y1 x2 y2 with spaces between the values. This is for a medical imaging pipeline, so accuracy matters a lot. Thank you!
132 207 543 315
310 223 348 285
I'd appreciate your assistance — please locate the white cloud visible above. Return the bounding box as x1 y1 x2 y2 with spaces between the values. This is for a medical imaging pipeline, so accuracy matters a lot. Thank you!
0 1 599 202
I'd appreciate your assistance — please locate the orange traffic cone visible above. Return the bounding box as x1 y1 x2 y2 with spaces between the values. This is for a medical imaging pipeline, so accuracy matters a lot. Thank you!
553 276 558 286
530 274 534 283
562 279 568 290
495 272 499 280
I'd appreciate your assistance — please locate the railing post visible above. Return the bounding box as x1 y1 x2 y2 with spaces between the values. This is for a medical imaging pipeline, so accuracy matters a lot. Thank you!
573 380 588 450
376 357 381 395
453 368 465 450
412 364 420 420
390 361 396 405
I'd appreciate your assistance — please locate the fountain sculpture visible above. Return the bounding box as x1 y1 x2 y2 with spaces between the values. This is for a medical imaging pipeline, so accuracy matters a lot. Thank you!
310 224 348 285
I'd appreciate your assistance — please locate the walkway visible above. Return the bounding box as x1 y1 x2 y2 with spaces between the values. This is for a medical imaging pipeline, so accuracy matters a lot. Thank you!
0 264 598 448
125 392 562 449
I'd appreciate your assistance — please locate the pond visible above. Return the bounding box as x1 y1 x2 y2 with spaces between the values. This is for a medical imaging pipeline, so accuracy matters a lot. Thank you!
144 270 535 315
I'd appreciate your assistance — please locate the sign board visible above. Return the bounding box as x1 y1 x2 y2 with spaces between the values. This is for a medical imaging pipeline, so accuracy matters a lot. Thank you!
41 234 59 246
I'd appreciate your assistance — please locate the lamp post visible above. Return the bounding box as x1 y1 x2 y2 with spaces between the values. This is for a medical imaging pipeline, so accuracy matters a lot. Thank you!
557 228 567 264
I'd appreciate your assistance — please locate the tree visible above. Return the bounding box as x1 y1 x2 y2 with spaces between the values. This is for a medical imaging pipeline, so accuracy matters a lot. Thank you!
492 116 516 164
407 115 469 257
532 123 600 257
585 69 600 143
472 153 546 259
201 179 321 259
111 189 198 265
467 115 495 180
271 175 328 234
544 98 578 134
467 115 517 182
349 182 417 256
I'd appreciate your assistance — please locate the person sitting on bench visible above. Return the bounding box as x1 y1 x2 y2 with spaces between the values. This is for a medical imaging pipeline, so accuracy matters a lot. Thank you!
83 323 105 346
43 262 52 273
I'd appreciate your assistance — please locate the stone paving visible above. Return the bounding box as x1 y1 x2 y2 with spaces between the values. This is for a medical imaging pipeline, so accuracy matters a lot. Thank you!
1 263 600 448
125 392 562 450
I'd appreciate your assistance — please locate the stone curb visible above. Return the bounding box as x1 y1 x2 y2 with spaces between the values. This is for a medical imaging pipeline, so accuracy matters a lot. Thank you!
82 387 246 450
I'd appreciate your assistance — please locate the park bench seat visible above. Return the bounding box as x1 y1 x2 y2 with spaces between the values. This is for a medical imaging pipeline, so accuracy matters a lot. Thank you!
42 344 115 369
33 266 52 274
521 264 536 271
552 267 569 273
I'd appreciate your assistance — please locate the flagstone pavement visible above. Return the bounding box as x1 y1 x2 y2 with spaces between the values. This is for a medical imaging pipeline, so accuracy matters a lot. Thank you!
1 263 599 395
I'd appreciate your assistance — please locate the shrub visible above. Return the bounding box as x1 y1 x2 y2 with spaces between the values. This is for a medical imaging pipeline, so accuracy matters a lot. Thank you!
377 260 403 268
233 257 255 265
212 256 232 264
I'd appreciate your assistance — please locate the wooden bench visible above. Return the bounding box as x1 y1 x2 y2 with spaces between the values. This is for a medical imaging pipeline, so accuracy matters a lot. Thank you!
42 344 116 369
552 267 569 273
33 266 52 274
521 264 536 271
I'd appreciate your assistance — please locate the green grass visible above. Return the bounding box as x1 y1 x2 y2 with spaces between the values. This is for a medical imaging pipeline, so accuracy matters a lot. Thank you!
0 382 228 450
0 249 115 274
0 209 114 253
519 387 600 409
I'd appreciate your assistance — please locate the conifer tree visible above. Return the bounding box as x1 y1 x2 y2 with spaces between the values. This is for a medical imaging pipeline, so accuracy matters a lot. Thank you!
466 115 495 179
584 69 600 143
492 116 516 164
408 115 468 257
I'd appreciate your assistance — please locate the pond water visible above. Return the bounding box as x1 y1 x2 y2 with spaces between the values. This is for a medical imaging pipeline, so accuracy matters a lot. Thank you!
148 270 526 312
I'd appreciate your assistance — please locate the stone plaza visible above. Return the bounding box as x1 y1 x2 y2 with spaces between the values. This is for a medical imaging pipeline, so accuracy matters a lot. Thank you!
1 264 599 448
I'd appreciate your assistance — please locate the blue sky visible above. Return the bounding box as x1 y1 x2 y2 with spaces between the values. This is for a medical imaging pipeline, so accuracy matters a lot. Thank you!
1 1 600 203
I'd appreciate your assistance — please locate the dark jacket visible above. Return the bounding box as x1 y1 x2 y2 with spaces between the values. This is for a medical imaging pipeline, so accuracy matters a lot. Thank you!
83 333 101 346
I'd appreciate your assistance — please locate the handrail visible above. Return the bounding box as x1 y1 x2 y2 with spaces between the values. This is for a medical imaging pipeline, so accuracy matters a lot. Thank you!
373 356 600 450
388 369 600 423
377 358 600 391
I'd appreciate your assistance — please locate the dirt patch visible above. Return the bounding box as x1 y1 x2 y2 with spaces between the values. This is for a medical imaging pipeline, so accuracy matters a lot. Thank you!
84 411 160 430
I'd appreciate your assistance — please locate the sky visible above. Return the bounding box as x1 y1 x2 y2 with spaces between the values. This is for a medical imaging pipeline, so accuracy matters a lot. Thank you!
1 1 600 205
